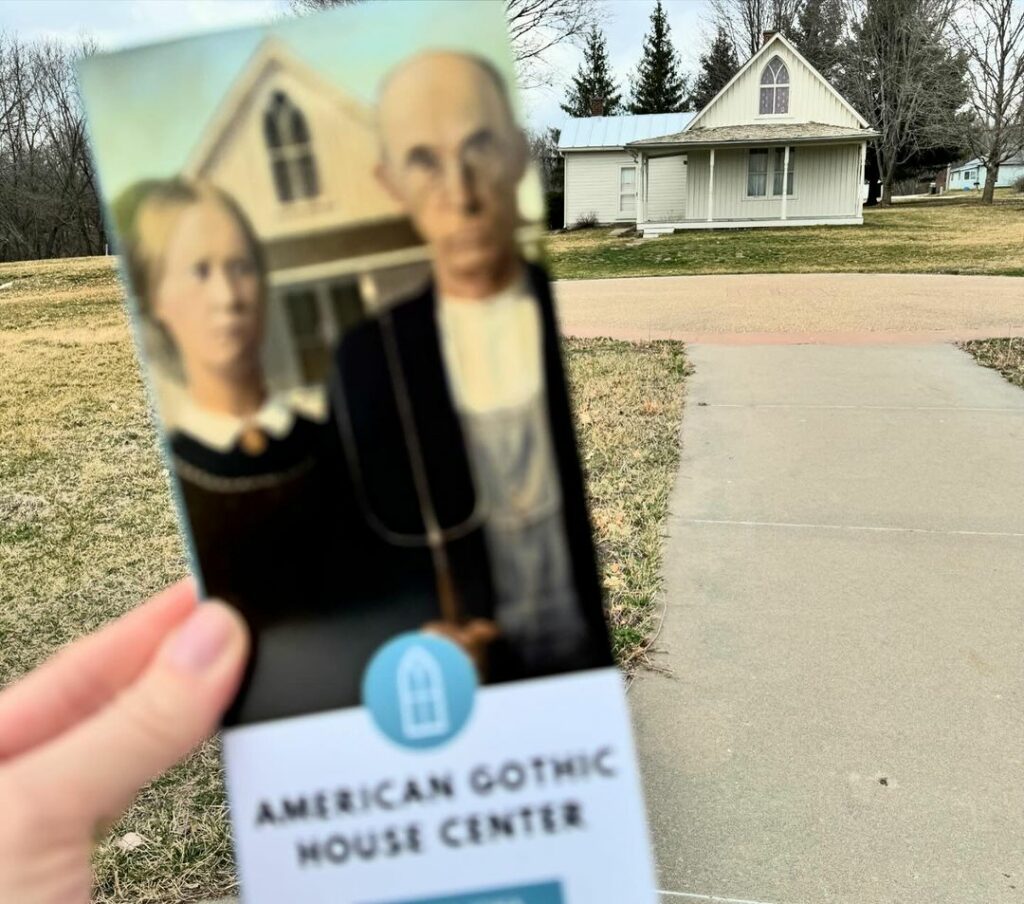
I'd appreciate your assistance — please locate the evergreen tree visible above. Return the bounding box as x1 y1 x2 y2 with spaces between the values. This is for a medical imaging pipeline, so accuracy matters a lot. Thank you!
792 0 846 83
690 26 740 111
560 25 623 116
628 0 690 113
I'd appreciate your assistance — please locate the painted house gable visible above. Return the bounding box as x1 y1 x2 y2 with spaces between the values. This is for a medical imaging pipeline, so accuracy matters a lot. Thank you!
688 33 866 132
184 38 404 243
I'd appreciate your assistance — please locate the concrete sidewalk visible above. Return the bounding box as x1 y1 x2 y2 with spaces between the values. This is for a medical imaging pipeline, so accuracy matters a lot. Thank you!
554 273 1024 343
631 344 1024 904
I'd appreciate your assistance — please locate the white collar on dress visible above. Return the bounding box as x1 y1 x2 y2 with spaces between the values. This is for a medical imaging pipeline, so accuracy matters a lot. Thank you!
169 388 326 452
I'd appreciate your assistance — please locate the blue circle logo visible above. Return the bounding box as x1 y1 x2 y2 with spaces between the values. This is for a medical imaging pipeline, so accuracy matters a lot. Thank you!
361 632 478 750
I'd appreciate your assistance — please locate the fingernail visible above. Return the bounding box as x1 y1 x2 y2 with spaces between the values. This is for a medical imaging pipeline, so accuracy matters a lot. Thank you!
163 604 234 673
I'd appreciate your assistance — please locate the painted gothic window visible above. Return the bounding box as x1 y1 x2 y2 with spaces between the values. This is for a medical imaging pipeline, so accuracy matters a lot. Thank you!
759 57 790 115
263 91 320 202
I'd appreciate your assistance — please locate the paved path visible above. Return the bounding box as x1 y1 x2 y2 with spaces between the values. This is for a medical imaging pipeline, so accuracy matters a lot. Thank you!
632 344 1024 903
554 273 1024 343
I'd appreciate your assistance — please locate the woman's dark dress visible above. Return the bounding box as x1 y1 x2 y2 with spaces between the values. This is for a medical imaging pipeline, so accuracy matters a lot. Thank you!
171 415 442 725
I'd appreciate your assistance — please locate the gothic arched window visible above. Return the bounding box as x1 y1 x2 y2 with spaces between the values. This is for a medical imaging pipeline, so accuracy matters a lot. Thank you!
397 647 450 740
759 57 790 115
263 91 319 203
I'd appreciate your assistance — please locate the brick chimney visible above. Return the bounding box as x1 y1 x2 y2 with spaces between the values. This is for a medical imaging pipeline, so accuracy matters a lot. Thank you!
762 30 778 46
589 96 605 116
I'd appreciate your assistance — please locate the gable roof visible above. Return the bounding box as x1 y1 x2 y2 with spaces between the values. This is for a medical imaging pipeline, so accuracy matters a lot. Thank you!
686 32 869 132
184 37 374 177
557 112 694 151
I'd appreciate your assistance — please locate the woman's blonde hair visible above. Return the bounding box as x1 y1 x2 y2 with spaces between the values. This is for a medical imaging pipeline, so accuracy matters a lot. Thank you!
114 178 265 317
113 179 267 386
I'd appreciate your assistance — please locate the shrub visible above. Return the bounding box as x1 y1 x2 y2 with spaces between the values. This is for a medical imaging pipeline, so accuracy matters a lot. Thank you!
1013 174 1024 194
573 211 599 229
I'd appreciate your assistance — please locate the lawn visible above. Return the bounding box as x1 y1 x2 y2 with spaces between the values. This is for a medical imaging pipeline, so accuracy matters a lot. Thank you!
960 338 1024 391
546 189 1024 280
0 257 687 902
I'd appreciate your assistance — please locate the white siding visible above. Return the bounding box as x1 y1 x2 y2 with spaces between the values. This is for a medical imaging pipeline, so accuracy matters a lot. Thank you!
646 155 688 221
685 144 861 222
564 151 638 224
695 42 861 131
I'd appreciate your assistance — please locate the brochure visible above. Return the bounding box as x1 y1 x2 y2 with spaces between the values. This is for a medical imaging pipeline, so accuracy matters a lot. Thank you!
78 3 657 901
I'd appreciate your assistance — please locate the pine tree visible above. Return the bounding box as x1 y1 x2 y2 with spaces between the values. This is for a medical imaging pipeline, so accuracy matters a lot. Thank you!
560 25 623 116
689 26 740 112
793 0 847 83
628 0 690 113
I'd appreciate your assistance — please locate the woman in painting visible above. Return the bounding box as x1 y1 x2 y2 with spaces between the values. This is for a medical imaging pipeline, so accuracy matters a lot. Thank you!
116 178 379 722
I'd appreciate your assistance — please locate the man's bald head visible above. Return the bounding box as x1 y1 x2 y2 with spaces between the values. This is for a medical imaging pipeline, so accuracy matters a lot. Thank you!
374 50 528 299
377 51 516 154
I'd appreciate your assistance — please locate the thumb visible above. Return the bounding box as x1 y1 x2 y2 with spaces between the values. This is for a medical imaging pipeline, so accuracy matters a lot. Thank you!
17 601 249 830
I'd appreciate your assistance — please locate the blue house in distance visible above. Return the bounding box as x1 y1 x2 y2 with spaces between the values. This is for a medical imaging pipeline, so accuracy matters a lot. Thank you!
948 153 1024 190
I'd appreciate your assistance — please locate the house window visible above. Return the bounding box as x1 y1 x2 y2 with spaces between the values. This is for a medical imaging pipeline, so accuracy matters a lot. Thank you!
747 149 769 196
263 91 319 203
759 56 790 115
283 288 327 382
619 165 637 213
773 147 795 196
282 277 364 383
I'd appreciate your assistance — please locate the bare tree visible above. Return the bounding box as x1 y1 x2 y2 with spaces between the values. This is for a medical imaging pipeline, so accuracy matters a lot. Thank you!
289 0 598 89
951 0 1024 203
0 33 103 262
709 0 803 59
841 0 967 206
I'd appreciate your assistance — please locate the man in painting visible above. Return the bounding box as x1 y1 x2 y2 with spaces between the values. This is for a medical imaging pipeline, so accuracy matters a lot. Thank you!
330 51 612 681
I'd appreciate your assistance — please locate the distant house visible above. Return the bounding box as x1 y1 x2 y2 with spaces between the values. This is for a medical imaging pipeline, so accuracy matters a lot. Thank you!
948 155 1024 191
558 33 878 236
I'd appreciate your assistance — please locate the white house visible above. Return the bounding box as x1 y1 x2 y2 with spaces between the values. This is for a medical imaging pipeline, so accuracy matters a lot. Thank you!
559 33 878 236
948 154 1024 191
559 112 694 224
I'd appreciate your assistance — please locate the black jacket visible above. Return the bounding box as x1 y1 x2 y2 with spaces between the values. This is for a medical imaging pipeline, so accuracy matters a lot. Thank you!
329 261 612 679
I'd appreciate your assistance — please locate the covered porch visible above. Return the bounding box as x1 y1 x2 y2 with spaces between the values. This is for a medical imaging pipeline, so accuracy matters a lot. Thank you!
627 123 874 237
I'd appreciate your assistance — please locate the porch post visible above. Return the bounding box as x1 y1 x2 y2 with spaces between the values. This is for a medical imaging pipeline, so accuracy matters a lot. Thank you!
644 155 650 223
857 142 867 216
781 145 790 221
639 152 647 225
707 147 716 223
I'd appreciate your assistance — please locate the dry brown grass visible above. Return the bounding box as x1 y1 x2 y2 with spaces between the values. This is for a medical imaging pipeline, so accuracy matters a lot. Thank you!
0 257 688 902
567 339 689 667
959 338 1024 391
548 190 1024 280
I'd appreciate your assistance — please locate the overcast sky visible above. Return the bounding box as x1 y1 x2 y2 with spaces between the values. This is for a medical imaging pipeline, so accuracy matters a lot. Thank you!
0 0 711 132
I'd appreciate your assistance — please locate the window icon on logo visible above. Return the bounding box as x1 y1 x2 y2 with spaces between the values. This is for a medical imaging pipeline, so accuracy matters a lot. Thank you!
362 633 477 750
397 646 450 740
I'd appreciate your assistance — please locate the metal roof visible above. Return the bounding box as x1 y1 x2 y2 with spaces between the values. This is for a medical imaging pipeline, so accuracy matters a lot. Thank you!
951 154 1024 171
558 113 694 150
630 122 877 148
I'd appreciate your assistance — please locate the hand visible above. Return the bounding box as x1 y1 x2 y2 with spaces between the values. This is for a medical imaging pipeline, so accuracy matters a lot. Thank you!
422 618 500 678
0 580 249 904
